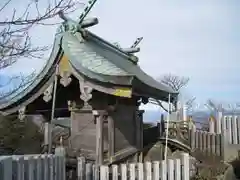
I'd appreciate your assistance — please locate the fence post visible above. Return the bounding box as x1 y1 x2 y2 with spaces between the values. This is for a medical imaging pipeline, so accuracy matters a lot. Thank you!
232 115 238 144
220 129 227 161
160 160 167 180
43 155 49 180
199 131 203 151
49 154 54 180
0 157 12 180
181 153 190 180
16 156 25 180
121 164 127 180
237 116 240 144
100 166 109 180
167 159 174 180
86 163 92 180
112 165 118 180
207 132 211 156
211 134 216 156
195 131 199 151
129 163 136 180
202 131 207 153
215 134 221 157
174 159 181 180
209 119 214 133
222 116 227 140
34 155 42 180
190 128 196 150
77 157 86 180
216 111 222 134
227 116 232 144
26 156 34 180
153 161 160 180
145 162 152 180
137 162 144 180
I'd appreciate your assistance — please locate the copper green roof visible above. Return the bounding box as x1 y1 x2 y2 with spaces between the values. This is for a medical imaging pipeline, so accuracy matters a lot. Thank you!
0 27 177 113
62 31 178 101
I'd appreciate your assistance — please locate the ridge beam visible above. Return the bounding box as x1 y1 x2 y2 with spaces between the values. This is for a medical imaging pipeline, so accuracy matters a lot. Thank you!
121 47 140 54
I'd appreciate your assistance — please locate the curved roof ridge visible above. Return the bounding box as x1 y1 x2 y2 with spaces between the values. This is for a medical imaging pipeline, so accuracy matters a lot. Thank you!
83 30 139 64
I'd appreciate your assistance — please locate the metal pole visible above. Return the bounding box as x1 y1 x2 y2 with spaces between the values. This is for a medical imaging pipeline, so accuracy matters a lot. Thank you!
48 65 59 153
164 93 171 160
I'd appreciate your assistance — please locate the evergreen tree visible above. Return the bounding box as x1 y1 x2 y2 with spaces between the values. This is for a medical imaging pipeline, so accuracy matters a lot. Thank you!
0 115 43 154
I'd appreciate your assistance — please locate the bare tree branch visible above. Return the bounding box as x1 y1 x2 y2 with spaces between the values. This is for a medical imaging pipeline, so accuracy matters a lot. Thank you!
185 96 196 111
149 98 170 112
155 74 194 112
0 0 84 98
159 74 189 92
0 72 36 99
0 0 84 69
204 99 224 112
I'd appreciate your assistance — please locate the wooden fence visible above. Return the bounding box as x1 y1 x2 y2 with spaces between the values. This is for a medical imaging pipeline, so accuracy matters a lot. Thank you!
0 154 65 180
77 152 190 180
208 113 240 144
189 129 224 160
206 114 240 144
217 115 240 144
190 113 240 162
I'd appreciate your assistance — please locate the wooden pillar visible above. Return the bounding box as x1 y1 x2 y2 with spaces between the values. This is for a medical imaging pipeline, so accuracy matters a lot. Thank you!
107 115 114 162
93 110 105 165
137 110 144 163
139 110 144 149
160 114 165 136
135 110 141 149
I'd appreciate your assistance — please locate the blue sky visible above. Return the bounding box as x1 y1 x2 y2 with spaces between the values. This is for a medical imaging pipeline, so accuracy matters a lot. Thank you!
1 0 240 109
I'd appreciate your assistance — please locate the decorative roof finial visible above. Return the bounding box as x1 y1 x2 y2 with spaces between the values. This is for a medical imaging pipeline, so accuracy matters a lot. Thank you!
78 0 98 25
131 37 143 48
114 37 143 56
57 0 98 34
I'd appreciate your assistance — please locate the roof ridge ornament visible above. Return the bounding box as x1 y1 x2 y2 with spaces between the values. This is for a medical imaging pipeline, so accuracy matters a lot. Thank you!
113 37 143 54
131 37 143 48
57 0 98 34
113 37 143 64
78 0 98 25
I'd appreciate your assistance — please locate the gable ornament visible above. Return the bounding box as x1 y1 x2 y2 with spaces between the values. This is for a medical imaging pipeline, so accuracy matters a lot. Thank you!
18 106 26 121
43 83 54 102
79 80 93 109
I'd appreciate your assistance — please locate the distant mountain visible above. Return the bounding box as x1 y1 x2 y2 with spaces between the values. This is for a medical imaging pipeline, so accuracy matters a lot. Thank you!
143 109 240 125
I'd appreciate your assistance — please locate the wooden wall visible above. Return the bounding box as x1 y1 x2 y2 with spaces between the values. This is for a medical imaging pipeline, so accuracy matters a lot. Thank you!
69 92 141 159
70 111 96 151
111 104 137 152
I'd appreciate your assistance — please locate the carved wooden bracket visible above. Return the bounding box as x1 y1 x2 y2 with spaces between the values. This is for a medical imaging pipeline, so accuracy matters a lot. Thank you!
79 80 93 108
18 106 26 121
43 83 53 102
60 71 72 87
